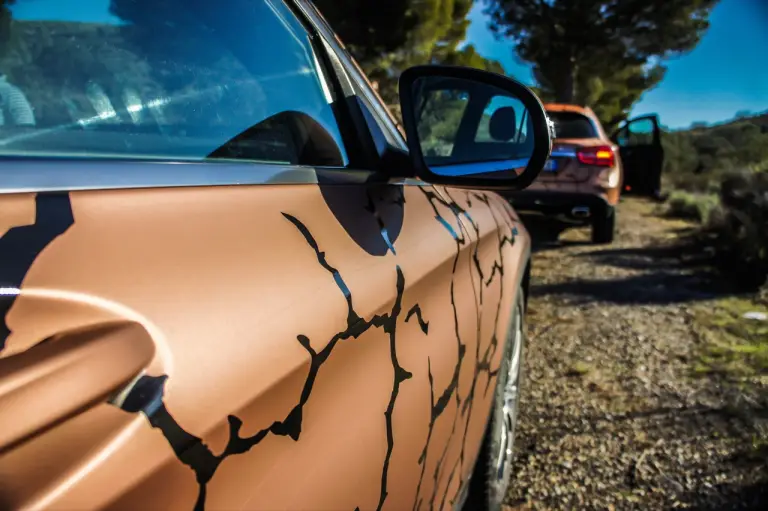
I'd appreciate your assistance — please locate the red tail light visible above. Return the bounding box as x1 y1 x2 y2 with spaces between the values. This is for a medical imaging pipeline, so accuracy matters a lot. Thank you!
577 145 615 167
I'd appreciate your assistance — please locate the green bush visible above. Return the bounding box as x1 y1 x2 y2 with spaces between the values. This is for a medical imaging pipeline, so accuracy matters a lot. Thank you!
707 172 768 289
665 190 718 222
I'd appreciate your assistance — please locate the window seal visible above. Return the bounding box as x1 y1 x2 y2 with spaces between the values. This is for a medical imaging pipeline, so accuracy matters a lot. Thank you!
290 0 411 172
286 0 384 172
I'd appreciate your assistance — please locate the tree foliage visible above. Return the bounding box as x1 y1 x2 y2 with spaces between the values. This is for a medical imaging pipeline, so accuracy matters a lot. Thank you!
484 0 719 128
313 0 504 105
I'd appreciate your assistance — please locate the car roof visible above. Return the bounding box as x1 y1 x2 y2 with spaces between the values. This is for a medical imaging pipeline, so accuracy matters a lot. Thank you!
544 103 596 117
544 103 610 139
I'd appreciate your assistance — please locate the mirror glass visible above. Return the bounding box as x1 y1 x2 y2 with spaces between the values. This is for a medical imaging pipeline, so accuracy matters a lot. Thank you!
412 76 536 178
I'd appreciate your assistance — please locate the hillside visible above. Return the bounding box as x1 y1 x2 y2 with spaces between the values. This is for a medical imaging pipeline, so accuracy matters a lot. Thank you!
663 111 768 192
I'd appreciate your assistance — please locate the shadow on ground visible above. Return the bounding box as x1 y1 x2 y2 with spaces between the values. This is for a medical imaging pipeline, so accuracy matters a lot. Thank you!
518 212 589 252
682 480 768 511
519 211 741 306
532 270 724 305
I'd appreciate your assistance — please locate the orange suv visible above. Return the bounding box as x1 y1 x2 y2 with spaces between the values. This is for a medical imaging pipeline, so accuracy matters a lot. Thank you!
507 104 663 243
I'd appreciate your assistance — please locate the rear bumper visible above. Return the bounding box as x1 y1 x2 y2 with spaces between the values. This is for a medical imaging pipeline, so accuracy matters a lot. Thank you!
503 190 612 218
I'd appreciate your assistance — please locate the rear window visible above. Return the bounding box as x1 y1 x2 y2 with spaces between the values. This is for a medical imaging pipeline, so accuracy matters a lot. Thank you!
546 111 598 139
0 0 347 166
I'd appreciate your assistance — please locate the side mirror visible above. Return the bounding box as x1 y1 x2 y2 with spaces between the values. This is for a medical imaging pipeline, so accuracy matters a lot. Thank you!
398 65 552 189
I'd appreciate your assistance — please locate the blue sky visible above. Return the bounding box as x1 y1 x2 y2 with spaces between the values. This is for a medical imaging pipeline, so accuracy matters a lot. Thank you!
11 0 122 24
465 0 768 129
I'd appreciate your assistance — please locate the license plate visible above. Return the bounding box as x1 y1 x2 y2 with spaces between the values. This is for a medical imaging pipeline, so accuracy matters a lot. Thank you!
543 159 558 172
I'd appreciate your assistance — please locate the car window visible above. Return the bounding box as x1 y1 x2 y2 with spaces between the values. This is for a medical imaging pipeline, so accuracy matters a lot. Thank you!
547 111 598 139
617 117 656 147
0 0 348 167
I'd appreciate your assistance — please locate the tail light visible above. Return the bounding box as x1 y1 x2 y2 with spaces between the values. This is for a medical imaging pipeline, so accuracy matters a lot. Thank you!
577 145 615 167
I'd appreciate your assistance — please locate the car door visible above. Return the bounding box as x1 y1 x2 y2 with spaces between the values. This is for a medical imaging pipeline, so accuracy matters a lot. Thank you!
307 11 533 506
0 1 529 511
612 114 665 196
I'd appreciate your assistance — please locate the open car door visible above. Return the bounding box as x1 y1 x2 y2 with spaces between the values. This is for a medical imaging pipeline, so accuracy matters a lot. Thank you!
613 114 664 198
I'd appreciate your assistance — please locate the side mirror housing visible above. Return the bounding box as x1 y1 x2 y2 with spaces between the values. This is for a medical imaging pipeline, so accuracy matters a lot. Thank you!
398 65 552 190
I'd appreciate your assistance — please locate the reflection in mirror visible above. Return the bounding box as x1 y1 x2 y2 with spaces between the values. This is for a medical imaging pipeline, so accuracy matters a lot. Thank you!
412 76 534 178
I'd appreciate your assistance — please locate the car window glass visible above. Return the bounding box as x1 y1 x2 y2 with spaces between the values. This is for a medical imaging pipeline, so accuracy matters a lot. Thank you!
0 0 348 166
618 118 655 147
547 112 597 139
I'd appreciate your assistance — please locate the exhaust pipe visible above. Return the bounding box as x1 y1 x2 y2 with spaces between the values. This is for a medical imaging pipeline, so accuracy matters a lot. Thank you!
571 206 590 219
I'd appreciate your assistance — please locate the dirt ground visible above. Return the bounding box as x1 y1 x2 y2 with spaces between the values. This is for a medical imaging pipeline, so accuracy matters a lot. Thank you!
505 198 768 510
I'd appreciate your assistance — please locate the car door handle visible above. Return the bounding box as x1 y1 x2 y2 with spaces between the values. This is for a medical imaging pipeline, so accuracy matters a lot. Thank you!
0 322 155 453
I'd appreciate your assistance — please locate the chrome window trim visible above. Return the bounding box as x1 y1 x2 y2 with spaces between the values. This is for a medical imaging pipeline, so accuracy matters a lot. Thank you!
0 159 428 194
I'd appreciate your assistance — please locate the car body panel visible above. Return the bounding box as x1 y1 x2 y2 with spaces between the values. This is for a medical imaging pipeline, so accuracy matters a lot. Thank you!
0 174 529 510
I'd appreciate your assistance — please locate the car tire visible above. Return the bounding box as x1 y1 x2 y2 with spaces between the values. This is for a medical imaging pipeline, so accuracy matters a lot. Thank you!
463 288 526 511
591 206 615 244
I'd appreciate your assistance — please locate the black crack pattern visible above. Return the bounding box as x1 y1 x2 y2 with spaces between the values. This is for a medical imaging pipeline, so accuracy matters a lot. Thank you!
411 188 521 510
364 189 397 255
111 186 522 510
118 212 414 511
405 304 429 334
0 193 74 352
445 193 519 508
412 187 473 511
1 185 525 508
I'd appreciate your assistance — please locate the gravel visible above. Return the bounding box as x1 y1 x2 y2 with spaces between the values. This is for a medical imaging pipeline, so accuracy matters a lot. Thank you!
505 198 768 510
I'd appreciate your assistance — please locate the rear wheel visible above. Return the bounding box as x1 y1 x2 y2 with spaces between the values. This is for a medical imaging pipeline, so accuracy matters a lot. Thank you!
463 290 525 511
591 206 615 244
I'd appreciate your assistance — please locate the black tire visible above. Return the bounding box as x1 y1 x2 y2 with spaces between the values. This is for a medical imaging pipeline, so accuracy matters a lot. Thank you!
463 289 526 511
591 206 616 244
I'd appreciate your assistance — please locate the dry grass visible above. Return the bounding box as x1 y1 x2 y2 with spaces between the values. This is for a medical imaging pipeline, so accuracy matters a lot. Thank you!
692 297 768 379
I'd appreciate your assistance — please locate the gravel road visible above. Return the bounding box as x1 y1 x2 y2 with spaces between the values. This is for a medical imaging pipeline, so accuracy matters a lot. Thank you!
506 198 768 510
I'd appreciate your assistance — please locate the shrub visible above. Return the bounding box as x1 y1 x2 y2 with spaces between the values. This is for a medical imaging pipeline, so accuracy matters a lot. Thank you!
707 171 768 289
665 190 718 222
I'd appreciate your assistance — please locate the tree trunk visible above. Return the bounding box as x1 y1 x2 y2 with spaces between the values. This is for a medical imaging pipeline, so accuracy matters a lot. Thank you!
553 54 575 103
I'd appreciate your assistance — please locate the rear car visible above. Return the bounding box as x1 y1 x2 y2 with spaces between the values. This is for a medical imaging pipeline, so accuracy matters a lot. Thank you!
0 1 553 509
507 104 663 244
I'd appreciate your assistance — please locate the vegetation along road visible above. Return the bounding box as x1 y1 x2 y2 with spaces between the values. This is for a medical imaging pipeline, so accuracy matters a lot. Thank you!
505 198 768 510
